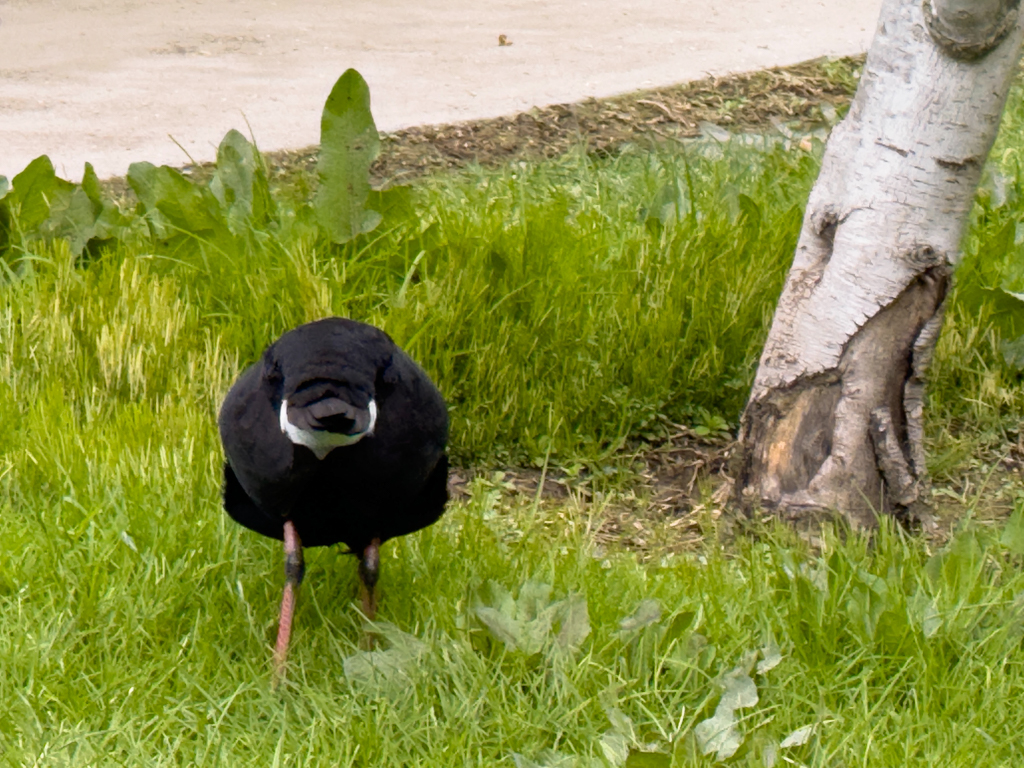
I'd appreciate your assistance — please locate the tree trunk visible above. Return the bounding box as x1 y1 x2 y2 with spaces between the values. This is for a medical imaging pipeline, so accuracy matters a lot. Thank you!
736 0 1024 528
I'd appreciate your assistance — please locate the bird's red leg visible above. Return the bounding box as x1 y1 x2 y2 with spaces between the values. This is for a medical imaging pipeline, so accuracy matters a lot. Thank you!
273 520 304 685
358 538 381 620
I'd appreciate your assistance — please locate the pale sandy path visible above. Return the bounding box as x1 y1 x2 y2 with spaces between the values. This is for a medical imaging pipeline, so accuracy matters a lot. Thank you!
0 0 881 182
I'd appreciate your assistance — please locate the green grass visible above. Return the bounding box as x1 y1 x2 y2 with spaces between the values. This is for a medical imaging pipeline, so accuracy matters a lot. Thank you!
1 140 814 469
4 483 1024 765
4 77 1024 765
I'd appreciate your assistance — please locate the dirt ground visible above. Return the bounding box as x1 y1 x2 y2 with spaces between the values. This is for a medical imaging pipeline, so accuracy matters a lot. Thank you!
140 53 856 201
0 0 879 182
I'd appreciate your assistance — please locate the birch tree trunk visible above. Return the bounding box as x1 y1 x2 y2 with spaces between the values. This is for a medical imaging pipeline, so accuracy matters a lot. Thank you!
736 0 1024 528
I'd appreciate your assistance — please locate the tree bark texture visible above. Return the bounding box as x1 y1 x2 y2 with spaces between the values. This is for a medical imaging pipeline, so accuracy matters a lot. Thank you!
737 0 1024 528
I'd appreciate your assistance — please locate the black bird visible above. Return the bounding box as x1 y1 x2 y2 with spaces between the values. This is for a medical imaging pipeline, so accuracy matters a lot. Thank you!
218 317 449 678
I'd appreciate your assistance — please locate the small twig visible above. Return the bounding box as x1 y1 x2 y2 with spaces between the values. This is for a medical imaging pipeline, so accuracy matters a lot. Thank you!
636 99 686 123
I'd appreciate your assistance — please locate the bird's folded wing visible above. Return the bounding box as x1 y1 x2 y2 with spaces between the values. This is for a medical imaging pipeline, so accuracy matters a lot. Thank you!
219 362 297 502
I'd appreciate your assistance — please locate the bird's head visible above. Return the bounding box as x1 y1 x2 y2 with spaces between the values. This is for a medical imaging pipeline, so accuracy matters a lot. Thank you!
262 317 398 460
278 379 377 460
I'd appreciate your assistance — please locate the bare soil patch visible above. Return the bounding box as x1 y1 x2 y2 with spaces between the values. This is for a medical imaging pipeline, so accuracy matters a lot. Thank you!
262 55 864 191
448 423 735 562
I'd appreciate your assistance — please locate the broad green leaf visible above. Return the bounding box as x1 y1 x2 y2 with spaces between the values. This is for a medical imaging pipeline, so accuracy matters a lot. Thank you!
128 161 223 238
475 581 586 655
1001 507 1024 555
25 162 121 255
720 671 759 711
77 163 131 247
694 668 759 760
604 706 635 740
738 192 761 224
857 568 888 597
926 531 983 601
599 730 630 767
756 641 782 674
556 595 590 650
922 602 942 638
314 68 383 243
5 158 109 255
475 605 523 649
342 621 427 693
910 590 943 638
0 176 9 201
1000 334 1024 370
10 156 74 232
779 724 815 748
94 209 131 245
473 582 521 648
342 646 417 685
481 580 516 615
47 186 101 256
619 599 661 632
210 129 273 235
127 161 174 239
518 580 554 621
474 580 546 654
847 568 890 640
371 620 428 650
624 752 671 768
515 582 559 656
694 708 742 760
719 182 742 223
978 167 1012 210
875 607 915 654
663 609 698 645
368 185 415 223
81 162 104 207
520 611 557 655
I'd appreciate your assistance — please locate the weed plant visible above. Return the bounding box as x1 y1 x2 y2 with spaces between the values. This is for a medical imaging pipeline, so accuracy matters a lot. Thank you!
1 138 814 467
3 475 1024 765
3 73 1024 765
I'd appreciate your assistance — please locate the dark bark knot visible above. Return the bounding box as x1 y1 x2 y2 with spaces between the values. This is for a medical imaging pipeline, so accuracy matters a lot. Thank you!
905 244 948 271
923 0 1021 60
812 209 840 237
876 141 910 157
935 155 981 171
812 209 840 259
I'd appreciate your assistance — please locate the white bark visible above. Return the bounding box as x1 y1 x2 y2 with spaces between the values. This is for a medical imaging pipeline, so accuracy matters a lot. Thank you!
737 0 1024 526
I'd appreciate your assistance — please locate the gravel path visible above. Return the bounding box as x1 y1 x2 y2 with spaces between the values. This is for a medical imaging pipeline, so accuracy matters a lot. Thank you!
0 0 880 181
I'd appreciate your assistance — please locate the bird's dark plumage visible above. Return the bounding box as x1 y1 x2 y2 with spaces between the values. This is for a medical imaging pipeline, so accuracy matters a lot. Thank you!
220 318 449 678
219 317 449 554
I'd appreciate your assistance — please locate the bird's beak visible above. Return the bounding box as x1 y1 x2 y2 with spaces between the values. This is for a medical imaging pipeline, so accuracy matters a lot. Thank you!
273 520 304 685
